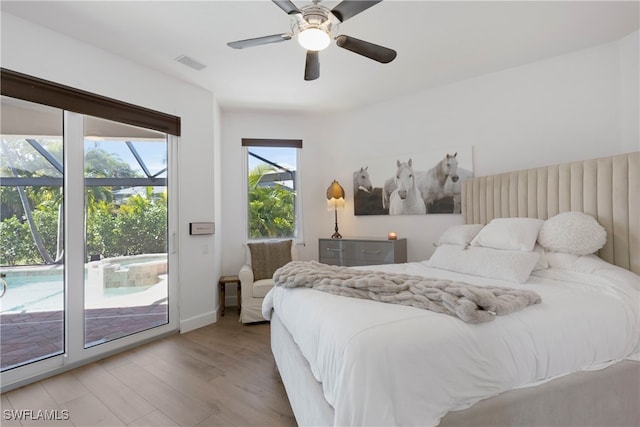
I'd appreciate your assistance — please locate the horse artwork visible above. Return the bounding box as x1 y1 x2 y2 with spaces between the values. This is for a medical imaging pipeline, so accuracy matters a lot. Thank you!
353 166 386 215
388 159 426 215
353 147 473 215
353 167 373 194
382 153 467 214
421 152 459 208
444 166 473 213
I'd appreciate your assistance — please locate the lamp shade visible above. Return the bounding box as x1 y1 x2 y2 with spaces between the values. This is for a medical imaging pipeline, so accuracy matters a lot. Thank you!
298 28 331 51
326 180 345 209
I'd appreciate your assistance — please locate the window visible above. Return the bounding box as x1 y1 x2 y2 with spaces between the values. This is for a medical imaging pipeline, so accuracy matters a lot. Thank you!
0 69 179 390
83 116 170 348
242 138 302 240
0 98 65 371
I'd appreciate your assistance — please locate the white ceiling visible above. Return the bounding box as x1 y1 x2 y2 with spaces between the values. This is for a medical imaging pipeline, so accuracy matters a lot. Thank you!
2 1 638 113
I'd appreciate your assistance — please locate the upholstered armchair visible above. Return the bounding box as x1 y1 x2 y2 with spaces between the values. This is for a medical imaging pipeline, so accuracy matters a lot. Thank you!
239 239 293 324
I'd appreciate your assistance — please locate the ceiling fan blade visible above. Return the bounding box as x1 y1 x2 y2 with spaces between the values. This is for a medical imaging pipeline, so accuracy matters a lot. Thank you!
272 0 301 15
335 35 397 63
227 33 292 49
304 51 320 81
331 0 382 22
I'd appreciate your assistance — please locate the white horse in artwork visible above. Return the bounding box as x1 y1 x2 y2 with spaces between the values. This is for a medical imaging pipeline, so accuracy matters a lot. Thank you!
389 159 426 215
353 166 373 194
383 153 461 211
444 166 473 213
419 152 460 208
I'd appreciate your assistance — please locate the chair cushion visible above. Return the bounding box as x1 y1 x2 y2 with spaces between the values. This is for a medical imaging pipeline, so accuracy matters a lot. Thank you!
253 279 275 298
247 240 292 280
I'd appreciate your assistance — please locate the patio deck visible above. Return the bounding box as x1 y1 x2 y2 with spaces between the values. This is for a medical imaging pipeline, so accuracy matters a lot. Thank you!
1 304 167 371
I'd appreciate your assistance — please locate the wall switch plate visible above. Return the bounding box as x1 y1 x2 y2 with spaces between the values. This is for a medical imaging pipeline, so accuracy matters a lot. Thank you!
189 222 214 235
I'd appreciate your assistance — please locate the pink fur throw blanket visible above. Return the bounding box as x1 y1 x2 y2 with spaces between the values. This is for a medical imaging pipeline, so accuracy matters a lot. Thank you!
273 261 541 323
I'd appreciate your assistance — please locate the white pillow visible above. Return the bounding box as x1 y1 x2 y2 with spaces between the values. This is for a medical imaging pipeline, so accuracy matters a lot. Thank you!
436 224 484 247
470 218 544 252
542 252 640 292
544 251 580 270
428 244 540 283
538 211 606 256
533 244 549 270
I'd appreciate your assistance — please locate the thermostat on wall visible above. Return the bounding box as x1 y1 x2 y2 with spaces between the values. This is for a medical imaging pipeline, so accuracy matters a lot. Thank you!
189 222 215 235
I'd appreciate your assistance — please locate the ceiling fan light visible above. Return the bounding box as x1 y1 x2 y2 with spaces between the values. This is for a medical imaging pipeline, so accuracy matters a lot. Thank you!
298 28 331 51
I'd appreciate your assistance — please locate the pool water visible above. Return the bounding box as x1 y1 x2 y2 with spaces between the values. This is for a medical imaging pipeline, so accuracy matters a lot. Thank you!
0 274 159 314
0 275 63 313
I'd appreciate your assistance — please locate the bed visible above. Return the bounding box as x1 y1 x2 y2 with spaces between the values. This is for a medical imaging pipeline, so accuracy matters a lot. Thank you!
263 152 640 426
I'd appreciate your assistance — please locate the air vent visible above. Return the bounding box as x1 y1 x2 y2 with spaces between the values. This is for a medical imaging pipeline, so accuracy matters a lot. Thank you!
174 55 207 71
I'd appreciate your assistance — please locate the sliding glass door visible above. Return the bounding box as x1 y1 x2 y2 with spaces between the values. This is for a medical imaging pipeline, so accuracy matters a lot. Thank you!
0 95 177 388
0 98 65 371
83 116 169 347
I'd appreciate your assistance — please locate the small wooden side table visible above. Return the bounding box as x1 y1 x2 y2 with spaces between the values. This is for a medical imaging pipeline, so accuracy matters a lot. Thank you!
219 275 241 316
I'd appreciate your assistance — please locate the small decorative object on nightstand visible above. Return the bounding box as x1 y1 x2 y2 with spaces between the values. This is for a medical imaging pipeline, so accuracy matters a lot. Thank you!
218 275 241 316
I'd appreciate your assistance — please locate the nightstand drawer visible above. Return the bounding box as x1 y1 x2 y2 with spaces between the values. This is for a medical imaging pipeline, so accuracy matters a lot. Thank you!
351 241 395 264
319 240 347 264
319 238 407 267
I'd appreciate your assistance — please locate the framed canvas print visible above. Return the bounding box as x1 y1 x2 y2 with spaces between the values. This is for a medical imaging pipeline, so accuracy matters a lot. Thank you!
353 147 473 215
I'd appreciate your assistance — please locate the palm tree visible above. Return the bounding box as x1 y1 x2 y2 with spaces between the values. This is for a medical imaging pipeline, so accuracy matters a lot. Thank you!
84 146 138 210
0 141 141 264
248 164 295 238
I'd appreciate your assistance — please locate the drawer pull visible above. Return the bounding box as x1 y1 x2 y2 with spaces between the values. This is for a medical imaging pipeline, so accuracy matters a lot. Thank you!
361 250 382 254
326 248 343 252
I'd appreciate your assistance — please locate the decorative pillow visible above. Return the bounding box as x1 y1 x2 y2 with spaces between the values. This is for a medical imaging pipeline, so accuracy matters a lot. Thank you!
435 224 484 247
470 218 544 252
428 244 540 283
542 252 639 292
538 211 606 256
247 240 292 280
544 251 580 270
532 244 549 270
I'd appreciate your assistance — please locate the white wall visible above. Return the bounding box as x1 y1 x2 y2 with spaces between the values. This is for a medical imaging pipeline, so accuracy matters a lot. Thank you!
221 31 639 271
619 31 640 147
1 14 220 332
212 98 223 311
219 110 332 281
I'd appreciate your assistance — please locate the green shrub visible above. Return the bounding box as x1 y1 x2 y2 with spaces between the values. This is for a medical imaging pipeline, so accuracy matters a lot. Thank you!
248 165 295 239
0 216 36 265
1 187 167 265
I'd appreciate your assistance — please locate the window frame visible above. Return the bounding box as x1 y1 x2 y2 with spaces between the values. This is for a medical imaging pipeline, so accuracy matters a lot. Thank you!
242 138 304 243
1 68 180 136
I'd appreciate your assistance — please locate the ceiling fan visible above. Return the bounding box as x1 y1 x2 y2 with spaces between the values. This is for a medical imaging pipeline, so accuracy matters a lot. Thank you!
227 0 397 81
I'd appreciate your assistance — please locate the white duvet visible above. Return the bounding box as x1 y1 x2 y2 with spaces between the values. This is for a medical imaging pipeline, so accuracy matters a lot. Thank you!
263 255 640 426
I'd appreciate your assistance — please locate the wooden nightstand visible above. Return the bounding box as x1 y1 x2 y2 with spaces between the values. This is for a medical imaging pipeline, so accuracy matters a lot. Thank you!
219 275 241 316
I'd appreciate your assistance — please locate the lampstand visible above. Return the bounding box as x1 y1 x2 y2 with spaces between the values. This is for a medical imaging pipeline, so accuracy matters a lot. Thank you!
332 207 342 239
326 180 345 239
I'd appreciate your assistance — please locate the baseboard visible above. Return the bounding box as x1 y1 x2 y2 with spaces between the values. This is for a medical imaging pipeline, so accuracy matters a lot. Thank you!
180 310 217 333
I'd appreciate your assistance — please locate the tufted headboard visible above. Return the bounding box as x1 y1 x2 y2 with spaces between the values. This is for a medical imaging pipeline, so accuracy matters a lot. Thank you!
462 152 639 275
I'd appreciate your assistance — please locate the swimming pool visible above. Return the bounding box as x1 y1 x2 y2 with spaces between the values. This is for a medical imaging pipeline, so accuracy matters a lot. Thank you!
0 256 168 314
0 274 63 313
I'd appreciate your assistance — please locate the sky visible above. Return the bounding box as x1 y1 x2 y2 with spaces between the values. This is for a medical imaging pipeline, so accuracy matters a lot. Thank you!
87 139 167 176
248 146 296 172
91 142 296 176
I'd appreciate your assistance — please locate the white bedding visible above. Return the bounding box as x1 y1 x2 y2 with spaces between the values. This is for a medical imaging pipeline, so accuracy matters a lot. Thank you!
262 257 640 426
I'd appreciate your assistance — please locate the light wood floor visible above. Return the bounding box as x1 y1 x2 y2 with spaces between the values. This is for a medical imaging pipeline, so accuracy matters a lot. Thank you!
1 310 297 427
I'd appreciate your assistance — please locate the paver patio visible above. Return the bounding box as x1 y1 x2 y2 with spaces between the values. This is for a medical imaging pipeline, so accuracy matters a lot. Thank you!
1 304 167 370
